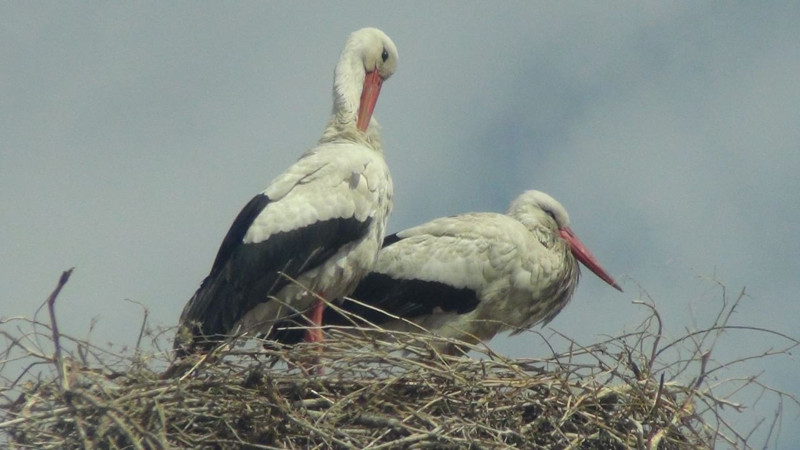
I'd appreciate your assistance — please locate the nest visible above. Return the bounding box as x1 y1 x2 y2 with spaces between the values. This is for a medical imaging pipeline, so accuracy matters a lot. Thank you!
1 270 797 449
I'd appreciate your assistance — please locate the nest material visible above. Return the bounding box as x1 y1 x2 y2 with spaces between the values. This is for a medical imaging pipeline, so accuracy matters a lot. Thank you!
1 319 730 450
2 271 797 449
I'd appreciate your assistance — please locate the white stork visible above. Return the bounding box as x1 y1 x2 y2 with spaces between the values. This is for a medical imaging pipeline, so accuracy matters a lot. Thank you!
275 190 622 354
174 28 398 357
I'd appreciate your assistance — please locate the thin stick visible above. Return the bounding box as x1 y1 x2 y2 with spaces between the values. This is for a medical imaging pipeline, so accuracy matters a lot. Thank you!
124 298 150 355
47 268 74 390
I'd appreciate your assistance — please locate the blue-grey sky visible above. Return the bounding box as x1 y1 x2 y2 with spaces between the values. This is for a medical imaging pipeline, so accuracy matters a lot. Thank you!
3 3 798 447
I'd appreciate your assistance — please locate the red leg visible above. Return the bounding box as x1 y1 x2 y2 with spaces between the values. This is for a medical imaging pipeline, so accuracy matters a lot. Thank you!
304 299 325 343
300 298 326 375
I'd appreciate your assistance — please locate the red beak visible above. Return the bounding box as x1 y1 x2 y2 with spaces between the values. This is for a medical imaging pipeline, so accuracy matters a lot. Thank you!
356 69 384 132
559 227 623 292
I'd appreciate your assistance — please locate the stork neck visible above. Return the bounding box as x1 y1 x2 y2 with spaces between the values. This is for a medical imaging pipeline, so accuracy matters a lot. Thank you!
331 49 365 130
319 56 382 150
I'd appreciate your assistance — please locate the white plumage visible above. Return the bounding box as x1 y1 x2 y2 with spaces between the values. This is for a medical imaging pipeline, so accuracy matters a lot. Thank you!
175 28 398 356
281 190 622 354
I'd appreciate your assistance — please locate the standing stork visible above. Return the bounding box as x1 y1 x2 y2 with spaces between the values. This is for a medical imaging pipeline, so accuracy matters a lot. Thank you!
275 190 622 354
174 28 398 357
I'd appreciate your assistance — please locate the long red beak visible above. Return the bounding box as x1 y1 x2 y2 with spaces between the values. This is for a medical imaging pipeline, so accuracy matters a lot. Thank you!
356 69 384 131
559 227 623 292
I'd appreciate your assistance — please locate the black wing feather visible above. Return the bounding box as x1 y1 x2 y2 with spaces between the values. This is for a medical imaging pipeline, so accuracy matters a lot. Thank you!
347 273 480 320
208 194 272 277
382 232 401 247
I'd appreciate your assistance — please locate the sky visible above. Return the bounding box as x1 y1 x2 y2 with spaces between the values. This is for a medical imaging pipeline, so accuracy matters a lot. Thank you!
2 2 799 447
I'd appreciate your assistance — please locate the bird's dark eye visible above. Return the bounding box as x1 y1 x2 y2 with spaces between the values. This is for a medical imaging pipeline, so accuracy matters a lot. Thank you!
381 48 389 62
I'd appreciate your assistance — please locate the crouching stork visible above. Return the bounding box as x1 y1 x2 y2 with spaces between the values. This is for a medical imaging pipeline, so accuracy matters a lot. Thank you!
275 190 622 354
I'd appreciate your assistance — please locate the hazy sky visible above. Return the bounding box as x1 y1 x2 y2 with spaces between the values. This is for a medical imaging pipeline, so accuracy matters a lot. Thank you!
3 2 798 447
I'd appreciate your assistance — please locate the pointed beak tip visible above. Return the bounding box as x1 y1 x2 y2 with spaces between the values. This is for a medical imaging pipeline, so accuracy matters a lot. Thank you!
561 227 622 293
598 274 623 293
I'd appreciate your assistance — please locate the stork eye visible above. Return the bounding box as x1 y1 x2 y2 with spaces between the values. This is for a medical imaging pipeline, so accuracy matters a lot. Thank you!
381 48 389 62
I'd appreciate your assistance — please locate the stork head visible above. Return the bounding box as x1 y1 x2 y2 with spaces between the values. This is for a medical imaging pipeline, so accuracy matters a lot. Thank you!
509 190 623 292
333 27 398 132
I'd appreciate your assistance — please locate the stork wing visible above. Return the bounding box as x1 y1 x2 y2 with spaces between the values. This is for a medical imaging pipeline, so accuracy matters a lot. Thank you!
177 195 372 354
